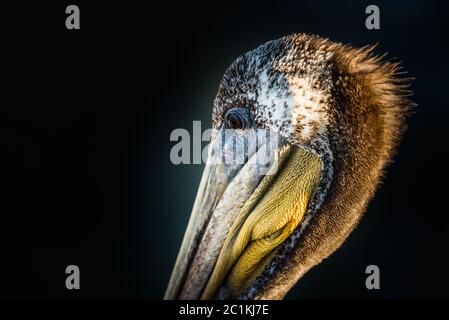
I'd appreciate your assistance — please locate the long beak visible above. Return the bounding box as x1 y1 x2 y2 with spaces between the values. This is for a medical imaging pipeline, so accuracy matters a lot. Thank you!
164 128 322 300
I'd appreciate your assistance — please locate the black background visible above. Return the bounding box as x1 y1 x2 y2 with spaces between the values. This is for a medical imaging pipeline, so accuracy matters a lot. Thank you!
1 0 448 300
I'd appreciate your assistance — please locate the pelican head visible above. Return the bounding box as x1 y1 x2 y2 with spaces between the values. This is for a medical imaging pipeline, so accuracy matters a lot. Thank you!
165 33 414 300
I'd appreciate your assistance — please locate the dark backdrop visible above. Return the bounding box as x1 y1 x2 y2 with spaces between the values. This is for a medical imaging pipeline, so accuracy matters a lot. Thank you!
1 0 448 299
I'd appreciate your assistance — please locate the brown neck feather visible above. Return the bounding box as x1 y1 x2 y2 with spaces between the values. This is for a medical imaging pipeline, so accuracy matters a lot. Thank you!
255 43 414 299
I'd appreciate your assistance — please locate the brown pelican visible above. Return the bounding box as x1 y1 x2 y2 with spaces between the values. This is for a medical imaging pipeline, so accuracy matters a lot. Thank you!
165 33 414 300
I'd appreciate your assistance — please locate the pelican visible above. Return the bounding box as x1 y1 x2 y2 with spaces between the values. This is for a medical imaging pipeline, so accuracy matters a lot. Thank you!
165 34 414 300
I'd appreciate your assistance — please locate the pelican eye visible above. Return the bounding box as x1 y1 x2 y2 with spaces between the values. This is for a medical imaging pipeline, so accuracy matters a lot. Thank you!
225 109 246 130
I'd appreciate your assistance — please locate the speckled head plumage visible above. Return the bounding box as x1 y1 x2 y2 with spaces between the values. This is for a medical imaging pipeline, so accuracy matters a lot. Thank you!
166 33 414 300
213 35 335 148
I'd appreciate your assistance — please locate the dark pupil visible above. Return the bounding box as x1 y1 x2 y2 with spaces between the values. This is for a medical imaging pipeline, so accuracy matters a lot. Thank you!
226 112 244 129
